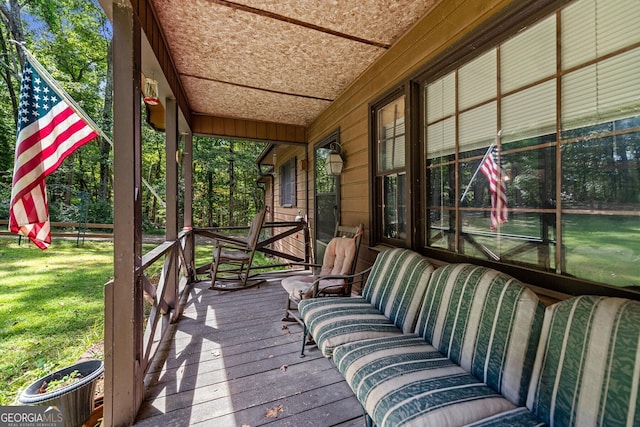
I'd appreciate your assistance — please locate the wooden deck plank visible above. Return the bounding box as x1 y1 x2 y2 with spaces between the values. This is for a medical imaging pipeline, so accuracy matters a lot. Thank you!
134 280 363 426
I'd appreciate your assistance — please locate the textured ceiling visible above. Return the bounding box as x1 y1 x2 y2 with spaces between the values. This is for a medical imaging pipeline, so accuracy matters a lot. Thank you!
150 0 437 126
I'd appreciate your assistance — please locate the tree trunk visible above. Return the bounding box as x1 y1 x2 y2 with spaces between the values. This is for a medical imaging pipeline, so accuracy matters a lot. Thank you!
0 0 26 125
207 169 214 227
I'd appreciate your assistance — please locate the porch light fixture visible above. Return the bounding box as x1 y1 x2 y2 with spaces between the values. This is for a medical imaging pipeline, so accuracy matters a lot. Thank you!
324 142 344 176
143 77 160 106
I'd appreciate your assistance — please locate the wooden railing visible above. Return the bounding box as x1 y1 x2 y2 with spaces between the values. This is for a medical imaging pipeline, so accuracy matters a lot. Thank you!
0 219 114 242
104 229 195 380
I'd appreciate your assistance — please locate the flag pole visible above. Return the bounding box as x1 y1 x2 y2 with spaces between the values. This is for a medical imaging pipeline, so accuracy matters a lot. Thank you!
460 133 501 203
11 41 166 208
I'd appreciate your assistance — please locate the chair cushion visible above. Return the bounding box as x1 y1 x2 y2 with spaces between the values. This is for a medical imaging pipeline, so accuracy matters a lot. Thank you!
281 275 345 302
281 237 356 301
415 263 545 406
526 296 640 427
333 334 520 427
321 237 356 276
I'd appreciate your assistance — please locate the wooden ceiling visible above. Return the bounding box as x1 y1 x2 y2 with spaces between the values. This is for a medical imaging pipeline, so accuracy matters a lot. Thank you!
142 0 438 130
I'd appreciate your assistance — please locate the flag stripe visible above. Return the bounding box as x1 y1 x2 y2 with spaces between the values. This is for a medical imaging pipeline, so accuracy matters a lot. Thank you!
11 104 97 204
9 57 98 249
480 148 508 230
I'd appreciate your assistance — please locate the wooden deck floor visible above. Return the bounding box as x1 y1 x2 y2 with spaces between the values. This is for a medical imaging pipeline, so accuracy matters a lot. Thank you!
133 275 364 427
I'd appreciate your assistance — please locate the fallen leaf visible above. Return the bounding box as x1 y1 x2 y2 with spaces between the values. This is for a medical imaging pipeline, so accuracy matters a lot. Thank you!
281 325 289 330
265 404 284 418
280 365 288 372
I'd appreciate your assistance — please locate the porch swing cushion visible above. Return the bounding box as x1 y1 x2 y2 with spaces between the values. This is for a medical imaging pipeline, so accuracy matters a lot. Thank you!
281 236 356 302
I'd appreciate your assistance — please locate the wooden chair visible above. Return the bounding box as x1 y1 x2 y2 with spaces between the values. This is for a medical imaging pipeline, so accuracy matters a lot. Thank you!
209 209 266 291
281 224 365 323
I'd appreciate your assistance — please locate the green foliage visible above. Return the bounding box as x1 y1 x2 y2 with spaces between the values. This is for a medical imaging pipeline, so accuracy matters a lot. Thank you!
0 1 268 231
0 103 15 184
192 137 266 228
41 369 81 393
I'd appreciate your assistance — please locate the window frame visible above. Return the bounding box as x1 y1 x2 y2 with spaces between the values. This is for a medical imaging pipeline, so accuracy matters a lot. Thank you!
368 0 640 300
370 86 415 248
279 156 297 208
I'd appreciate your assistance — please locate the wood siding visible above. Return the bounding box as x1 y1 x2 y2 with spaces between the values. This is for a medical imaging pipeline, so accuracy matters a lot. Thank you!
269 145 310 262
304 0 519 270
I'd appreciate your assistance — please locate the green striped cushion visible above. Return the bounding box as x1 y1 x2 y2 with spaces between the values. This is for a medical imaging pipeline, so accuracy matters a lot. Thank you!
299 248 434 357
299 297 404 357
465 407 545 426
333 334 520 427
362 248 435 331
415 263 545 406
526 296 640 427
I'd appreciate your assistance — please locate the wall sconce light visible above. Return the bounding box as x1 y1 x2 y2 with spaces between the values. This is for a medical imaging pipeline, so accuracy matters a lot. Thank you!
324 142 344 176
143 77 160 106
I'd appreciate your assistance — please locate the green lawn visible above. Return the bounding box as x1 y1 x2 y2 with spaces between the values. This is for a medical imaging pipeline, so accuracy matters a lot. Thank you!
460 213 640 288
0 236 277 405
0 239 112 405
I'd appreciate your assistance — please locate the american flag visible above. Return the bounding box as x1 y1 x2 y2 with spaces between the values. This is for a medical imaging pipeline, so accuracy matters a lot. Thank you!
9 57 98 249
480 147 508 230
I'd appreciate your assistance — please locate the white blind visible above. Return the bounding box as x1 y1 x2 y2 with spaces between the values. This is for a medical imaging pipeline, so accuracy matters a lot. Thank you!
562 48 640 130
562 0 640 70
426 117 456 159
458 48 497 110
426 72 455 123
378 97 406 171
502 80 557 142
501 15 556 93
459 102 497 152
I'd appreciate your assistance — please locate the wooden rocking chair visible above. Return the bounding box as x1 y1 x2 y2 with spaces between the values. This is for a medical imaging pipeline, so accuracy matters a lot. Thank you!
209 209 266 291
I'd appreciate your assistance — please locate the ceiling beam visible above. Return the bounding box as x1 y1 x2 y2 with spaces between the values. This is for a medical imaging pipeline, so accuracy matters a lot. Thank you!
181 72 334 102
208 0 391 49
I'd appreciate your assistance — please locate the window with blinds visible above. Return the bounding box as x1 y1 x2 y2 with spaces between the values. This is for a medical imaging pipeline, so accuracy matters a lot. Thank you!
421 0 640 290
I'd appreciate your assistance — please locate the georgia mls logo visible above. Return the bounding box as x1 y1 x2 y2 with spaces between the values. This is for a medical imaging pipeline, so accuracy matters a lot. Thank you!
0 406 64 427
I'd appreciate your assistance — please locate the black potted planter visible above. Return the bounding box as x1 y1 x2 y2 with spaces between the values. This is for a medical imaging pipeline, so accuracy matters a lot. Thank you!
19 359 103 427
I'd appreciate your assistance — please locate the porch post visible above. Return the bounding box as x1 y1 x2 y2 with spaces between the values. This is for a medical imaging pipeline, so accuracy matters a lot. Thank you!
183 132 194 278
165 97 178 310
183 132 193 230
105 1 144 425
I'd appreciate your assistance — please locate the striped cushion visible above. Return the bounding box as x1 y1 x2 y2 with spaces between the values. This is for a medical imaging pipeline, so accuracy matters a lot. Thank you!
362 248 435 330
465 407 545 426
299 297 403 357
333 334 520 427
416 263 545 406
299 248 434 357
526 296 640 427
